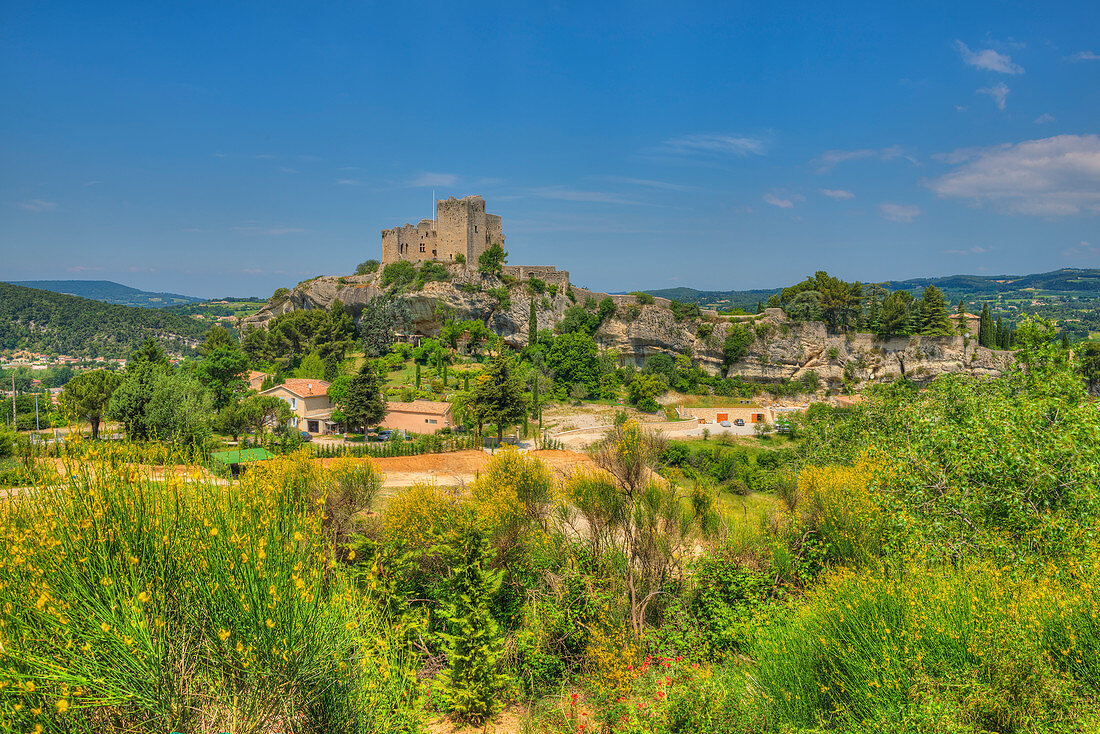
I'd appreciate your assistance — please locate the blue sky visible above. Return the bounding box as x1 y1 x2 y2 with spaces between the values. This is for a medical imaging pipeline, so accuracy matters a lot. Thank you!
2 1 1098 298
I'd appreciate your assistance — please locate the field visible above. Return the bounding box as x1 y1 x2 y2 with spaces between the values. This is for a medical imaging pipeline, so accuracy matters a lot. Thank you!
5 331 1100 734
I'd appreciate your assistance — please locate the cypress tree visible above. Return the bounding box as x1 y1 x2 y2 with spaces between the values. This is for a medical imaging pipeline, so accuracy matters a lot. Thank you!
956 299 968 336
995 317 1005 349
978 303 992 347
415 363 421 390
1062 330 1070 350
528 297 537 349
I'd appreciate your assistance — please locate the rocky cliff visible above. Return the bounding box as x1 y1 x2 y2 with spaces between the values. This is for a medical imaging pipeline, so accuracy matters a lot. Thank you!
241 269 1015 387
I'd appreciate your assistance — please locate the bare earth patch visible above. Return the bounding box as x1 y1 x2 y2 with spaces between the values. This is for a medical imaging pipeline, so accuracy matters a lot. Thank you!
319 449 593 488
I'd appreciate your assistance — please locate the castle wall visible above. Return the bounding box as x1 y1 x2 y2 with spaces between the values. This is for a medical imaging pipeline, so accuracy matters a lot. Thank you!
502 265 570 287
380 195 505 266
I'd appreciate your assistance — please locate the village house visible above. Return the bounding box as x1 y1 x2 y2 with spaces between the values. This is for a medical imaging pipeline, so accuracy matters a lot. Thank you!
246 370 269 392
678 404 773 426
258 378 337 436
381 400 454 434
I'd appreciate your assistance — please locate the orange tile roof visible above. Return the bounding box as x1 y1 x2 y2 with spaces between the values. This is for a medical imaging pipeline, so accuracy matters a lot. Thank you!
385 399 452 415
262 378 330 398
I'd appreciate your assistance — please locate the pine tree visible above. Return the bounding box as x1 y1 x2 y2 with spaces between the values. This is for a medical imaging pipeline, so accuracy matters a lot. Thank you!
415 363 421 390
470 345 530 444
868 296 883 335
1061 330 1070 350
342 365 387 434
919 286 954 336
906 300 922 336
995 317 1005 349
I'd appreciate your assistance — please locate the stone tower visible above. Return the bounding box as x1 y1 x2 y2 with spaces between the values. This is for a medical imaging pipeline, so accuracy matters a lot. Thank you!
381 195 504 266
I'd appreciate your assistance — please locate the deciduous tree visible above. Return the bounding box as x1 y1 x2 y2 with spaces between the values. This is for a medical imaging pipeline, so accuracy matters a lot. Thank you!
59 369 121 439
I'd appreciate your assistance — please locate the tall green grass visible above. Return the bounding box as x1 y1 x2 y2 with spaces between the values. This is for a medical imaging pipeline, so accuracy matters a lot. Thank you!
0 449 422 733
748 560 1100 732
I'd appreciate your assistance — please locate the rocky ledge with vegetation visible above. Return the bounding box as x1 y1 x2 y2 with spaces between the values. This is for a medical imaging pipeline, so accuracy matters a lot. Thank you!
241 262 1015 391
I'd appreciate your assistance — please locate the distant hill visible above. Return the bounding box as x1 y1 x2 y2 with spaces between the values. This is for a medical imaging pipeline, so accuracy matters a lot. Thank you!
6 279 203 308
639 268 1100 308
638 287 780 312
0 283 209 358
881 268 1100 296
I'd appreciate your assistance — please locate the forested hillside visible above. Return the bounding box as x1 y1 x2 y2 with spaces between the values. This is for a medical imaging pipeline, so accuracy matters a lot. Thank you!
5 279 202 307
645 268 1100 306
0 283 207 357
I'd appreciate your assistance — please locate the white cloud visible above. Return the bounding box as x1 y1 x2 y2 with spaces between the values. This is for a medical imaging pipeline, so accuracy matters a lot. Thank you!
812 144 916 172
127 266 157 273
336 179 363 186
648 133 767 161
598 175 694 191
1035 113 1056 124
254 153 276 159
1063 240 1097 257
943 245 994 255
1066 51 1100 61
763 192 804 209
14 199 58 213
880 203 921 223
531 187 642 205
66 265 104 272
279 167 299 174
978 82 1010 110
820 188 855 200
408 172 457 187
927 134 1100 216
954 40 1025 74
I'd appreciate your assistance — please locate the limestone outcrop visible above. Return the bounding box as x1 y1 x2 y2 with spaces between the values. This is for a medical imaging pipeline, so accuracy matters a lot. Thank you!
241 271 1014 387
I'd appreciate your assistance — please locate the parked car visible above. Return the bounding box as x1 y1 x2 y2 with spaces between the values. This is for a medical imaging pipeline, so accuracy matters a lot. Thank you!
299 431 313 442
734 418 745 426
373 430 392 442
719 420 731 427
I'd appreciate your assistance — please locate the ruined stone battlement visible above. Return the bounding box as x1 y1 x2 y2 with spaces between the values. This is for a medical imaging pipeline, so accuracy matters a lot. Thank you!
502 265 570 287
381 195 504 266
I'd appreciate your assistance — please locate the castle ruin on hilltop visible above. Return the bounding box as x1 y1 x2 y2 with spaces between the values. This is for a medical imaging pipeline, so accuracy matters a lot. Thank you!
380 194 568 285
381 195 503 266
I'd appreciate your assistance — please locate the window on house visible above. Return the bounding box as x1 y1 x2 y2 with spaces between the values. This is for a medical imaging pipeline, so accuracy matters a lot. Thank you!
420 244 425 253
475 225 478 233
291 397 298 410
429 419 438 424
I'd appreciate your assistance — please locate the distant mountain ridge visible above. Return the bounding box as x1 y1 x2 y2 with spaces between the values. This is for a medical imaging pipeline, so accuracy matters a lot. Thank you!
0 282 208 358
639 268 1100 308
6 279 203 308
